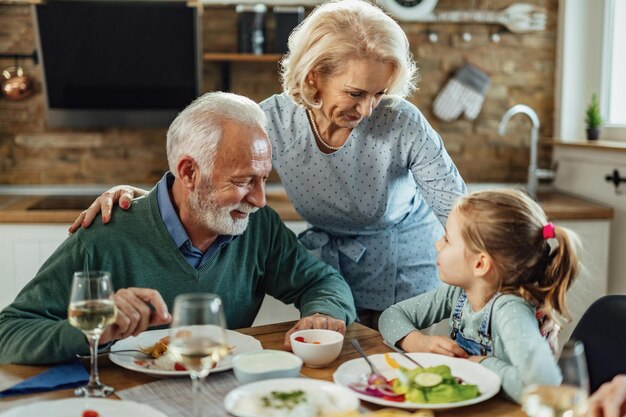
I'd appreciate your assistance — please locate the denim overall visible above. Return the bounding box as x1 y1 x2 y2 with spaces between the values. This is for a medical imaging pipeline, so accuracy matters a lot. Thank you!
450 292 502 356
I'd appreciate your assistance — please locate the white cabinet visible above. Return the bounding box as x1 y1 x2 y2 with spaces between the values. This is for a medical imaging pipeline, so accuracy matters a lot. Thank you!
0 224 69 309
553 219 610 347
554 146 626 294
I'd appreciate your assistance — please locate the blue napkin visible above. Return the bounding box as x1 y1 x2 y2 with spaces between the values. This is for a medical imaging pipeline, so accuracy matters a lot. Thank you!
0 361 89 398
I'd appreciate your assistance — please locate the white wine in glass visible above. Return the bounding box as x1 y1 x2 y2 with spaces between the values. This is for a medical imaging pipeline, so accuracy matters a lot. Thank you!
169 293 229 417
521 340 589 417
68 270 117 397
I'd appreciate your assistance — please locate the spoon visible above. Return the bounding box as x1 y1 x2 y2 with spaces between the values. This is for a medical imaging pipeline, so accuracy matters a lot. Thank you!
383 340 424 368
350 339 387 384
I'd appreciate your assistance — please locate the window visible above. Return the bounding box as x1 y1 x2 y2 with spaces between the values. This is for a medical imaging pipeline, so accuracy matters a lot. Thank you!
600 0 626 140
605 0 626 126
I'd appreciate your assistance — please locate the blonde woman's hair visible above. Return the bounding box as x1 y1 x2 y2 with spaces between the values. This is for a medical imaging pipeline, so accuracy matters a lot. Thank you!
166 91 267 177
455 189 580 322
280 0 418 108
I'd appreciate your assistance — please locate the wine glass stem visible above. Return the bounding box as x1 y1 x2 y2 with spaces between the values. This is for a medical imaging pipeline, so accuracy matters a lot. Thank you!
87 333 101 387
191 372 206 417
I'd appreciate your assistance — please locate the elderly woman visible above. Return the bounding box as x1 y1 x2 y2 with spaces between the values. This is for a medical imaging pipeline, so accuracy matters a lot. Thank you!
71 0 467 329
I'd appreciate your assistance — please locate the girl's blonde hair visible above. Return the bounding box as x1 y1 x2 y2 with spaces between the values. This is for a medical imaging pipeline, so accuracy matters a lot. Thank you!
455 189 580 322
280 0 418 109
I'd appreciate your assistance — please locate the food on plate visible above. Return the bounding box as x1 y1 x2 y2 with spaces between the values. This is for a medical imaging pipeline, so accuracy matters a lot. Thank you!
139 332 190 359
392 365 480 403
294 336 321 344
131 333 234 372
82 410 99 417
322 409 434 417
323 410 433 417
234 388 346 417
349 359 480 404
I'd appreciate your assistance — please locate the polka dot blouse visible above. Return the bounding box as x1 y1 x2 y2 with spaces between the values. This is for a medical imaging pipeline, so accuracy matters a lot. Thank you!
260 93 467 311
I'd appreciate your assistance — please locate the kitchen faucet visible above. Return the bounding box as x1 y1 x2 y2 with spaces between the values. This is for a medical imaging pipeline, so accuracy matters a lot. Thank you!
498 104 554 199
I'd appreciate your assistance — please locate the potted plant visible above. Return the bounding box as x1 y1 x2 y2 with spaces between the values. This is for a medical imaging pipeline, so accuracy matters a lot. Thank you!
585 93 603 140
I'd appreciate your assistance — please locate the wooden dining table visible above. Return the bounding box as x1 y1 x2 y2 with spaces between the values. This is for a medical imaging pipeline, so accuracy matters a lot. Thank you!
0 321 526 416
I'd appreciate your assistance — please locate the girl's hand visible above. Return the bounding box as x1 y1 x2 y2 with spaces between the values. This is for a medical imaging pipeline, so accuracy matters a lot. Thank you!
468 355 486 363
586 375 626 417
536 308 561 355
68 185 146 234
400 331 468 358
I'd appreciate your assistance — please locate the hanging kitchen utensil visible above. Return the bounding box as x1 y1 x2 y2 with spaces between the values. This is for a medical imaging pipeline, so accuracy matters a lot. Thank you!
381 2 547 33
1 65 34 100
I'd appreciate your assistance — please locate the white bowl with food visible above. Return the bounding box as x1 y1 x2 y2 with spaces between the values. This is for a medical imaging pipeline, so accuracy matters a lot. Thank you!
290 329 344 368
233 349 303 384
224 377 360 417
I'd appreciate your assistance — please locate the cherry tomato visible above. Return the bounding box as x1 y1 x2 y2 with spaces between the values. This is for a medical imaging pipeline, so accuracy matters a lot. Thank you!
83 410 99 417
294 336 305 343
382 395 405 402
174 363 187 371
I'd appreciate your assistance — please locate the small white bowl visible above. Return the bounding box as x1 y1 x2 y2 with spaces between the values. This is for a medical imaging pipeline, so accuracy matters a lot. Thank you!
290 329 344 368
232 349 302 384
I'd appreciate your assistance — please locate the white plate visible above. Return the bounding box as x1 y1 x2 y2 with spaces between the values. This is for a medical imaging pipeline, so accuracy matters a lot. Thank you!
109 328 262 377
333 352 501 409
0 398 168 417
224 377 360 417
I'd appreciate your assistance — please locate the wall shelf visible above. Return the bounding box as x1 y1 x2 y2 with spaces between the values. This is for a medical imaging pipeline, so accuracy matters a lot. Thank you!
203 52 282 62
203 53 283 90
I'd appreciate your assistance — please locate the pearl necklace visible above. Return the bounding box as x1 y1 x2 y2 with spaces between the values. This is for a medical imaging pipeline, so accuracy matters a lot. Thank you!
307 108 342 151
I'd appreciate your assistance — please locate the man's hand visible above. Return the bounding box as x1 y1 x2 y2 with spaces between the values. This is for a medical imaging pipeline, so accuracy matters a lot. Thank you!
68 185 141 234
283 313 346 350
99 287 171 345
399 331 468 358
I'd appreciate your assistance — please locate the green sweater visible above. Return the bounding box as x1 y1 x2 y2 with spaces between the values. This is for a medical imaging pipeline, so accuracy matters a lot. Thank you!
0 190 356 364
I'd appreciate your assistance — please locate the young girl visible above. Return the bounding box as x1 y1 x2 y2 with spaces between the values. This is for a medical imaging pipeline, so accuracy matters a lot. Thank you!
379 189 580 403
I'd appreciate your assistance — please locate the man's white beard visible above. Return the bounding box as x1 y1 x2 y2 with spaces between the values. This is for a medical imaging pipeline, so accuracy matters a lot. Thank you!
189 180 258 236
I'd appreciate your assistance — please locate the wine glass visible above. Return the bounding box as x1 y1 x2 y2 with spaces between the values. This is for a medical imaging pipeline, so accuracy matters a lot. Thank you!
168 293 229 417
68 270 117 397
522 340 590 417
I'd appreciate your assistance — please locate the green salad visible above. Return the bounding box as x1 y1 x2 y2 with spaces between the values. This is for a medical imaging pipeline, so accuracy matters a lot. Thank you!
391 365 480 403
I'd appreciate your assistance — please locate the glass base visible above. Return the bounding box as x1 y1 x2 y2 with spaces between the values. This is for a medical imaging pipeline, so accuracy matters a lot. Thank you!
74 384 115 398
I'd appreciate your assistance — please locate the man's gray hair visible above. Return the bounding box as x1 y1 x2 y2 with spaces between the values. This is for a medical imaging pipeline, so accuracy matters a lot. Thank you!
166 92 267 176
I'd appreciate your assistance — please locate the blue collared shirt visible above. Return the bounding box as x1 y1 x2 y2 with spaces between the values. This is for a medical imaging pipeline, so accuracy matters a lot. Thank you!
156 172 236 269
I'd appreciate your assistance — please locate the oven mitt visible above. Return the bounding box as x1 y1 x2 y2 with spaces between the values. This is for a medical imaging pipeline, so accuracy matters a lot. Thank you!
433 64 491 121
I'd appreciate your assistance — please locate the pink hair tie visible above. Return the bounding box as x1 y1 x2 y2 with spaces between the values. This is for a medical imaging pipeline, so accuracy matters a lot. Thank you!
542 223 555 239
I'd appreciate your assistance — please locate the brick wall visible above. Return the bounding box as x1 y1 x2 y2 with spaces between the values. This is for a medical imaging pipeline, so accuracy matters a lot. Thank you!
0 0 557 185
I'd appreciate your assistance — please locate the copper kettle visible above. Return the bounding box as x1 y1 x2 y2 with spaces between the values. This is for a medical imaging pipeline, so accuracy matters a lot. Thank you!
1 66 34 100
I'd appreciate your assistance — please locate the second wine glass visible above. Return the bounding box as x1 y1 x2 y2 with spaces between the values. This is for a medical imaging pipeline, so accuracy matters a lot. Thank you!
168 293 229 417
522 340 590 417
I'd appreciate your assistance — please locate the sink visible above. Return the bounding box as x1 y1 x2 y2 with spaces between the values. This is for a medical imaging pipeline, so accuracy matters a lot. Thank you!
27 195 99 211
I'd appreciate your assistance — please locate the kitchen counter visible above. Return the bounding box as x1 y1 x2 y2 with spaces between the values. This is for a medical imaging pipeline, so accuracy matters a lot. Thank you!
0 188 613 223
0 189 302 223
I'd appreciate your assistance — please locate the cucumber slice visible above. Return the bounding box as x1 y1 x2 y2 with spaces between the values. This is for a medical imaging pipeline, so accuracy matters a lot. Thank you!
414 372 443 387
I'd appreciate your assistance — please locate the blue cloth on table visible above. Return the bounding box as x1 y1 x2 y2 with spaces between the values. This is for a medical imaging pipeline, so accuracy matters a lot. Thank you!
0 361 89 398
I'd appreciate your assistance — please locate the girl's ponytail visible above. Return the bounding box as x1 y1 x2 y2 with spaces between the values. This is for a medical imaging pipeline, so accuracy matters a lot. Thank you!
539 226 580 321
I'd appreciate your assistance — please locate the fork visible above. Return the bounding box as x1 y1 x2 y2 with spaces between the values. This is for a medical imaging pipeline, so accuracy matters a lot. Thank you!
383 340 424 369
76 348 151 359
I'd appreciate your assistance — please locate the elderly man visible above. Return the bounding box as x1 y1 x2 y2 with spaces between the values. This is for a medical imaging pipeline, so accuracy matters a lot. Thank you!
0 92 356 364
